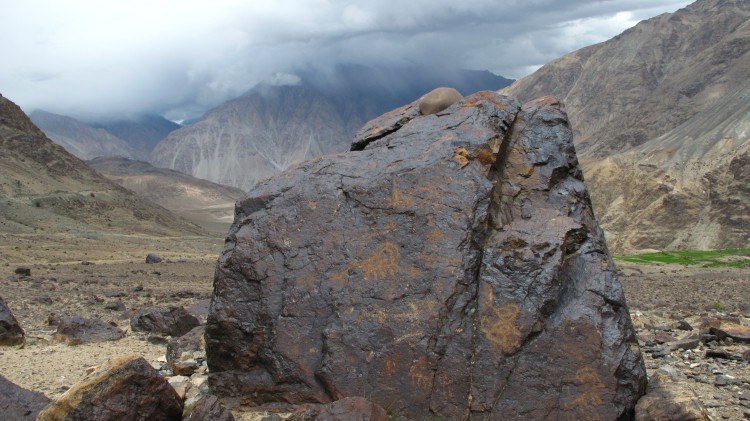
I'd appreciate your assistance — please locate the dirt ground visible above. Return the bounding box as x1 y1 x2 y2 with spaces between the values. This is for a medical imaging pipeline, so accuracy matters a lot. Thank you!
2 232 750 419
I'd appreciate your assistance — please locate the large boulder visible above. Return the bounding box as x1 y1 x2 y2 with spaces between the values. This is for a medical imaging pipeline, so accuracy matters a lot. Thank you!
206 92 646 419
0 374 51 421
37 355 182 421
0 296 24 346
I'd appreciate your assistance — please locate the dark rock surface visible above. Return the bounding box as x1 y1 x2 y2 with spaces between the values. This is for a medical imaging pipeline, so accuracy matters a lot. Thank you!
37 355 182 421
0 373 51 421
130 306 200 337
181 395 234 421
50 316 125 345
206 91 646 419
0 296 25 346
146 253 162 264
288 397 387 421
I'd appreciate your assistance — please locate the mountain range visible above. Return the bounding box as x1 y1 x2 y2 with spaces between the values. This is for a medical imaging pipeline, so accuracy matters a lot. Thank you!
502 0 749 253
0 94 203 237
150 66 513 191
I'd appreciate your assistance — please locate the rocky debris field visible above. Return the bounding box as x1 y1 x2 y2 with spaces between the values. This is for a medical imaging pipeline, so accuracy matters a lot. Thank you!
0 238 749 419
620 261 750 420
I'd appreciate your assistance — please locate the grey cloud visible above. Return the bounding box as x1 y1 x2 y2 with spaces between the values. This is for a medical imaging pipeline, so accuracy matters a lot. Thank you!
0 0 692 121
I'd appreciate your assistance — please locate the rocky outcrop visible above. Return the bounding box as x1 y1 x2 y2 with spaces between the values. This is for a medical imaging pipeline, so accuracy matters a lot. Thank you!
37 355 183 421
0 296 24 346
206 91 645 419
0 373 50 421
500 0 750 253
635 366 710 421
130 306 200 337
181 395 234 421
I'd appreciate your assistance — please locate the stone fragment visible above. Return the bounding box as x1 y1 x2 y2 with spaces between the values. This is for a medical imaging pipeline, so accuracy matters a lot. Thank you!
181 395 234 421
146 253 162 264
0 296 24 346
635 366 710 421
0 373 51 421
206 92 646 419
668 337 700 351
51 316 124 345
705 349 731 359
675 320 693 331
287 397 387 421
710 325 750 343
131 306 200 337
167 325 205 374
14 267 30 276
417 87 463 115
37 355 182 421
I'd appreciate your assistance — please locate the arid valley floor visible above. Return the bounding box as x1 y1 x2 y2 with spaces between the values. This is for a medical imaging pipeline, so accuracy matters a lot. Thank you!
1 232 750 420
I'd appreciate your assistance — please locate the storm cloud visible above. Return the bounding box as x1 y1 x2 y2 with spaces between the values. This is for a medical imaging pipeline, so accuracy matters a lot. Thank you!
1 0 691 121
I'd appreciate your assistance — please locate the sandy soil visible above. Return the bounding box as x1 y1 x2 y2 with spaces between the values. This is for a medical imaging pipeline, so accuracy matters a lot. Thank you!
2 233 750 419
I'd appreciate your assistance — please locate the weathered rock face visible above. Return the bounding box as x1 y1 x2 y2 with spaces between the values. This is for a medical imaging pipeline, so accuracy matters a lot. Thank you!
0 296 24 346
37 355 182 421
206 91 646 419
0 373 51 421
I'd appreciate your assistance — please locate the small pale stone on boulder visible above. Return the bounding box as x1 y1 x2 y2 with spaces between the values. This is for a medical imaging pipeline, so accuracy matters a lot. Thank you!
417 87 462 115
37 355 183 421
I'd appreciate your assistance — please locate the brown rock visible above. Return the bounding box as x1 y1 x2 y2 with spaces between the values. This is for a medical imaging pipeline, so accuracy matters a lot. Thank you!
37 355 183 421
0 296 24 346
0 373 51 421
167 325 205 373
182 395 234 421
51 316 124 345
635 367 710 421
710 324 750 343
206 92 646 419
288 397 387 421
130 306 200 337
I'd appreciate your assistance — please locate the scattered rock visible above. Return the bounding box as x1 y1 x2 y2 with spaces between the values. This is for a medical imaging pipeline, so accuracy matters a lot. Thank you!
51 316 125 345
14 267 30 276
131 306 200 337
182 395 234 421
167 326 205 373
146 253 162 264
0 296 25 346
635 366 711 420
148 335 169 345
0 373 51 421
417 87 463 115
288 397 387 421
104 301 125 311
710 325 750 344
668 337 700 351
675 320 693 331
705 349 732 360
37 355 183 421
206 93 646 419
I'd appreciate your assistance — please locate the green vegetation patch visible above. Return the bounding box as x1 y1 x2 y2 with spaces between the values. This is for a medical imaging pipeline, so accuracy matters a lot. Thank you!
615 248 750 268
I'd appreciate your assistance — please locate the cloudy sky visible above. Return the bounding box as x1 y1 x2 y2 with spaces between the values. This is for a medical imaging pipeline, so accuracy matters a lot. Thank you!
1 0 691 121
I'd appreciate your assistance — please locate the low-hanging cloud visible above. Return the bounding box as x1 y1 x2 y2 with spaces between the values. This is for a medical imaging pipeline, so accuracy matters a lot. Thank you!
0 0 691 121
